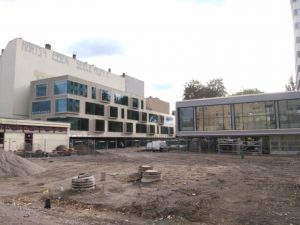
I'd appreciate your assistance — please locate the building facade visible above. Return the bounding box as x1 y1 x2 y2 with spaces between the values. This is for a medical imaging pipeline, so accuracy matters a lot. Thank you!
0 38 144 118
0 38 175 149
176 92 300 154
146 96 170 114
0 118 70 152
291 0 300 89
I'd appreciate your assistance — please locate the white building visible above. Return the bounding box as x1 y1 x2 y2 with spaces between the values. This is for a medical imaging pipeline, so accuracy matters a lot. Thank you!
0 38 175 149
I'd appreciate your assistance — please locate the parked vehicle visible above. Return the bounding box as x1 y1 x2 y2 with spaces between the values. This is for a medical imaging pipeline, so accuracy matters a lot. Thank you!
146 141 168 152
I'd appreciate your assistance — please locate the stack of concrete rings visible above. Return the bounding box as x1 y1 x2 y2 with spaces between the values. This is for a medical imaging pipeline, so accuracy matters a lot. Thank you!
72 173 96 191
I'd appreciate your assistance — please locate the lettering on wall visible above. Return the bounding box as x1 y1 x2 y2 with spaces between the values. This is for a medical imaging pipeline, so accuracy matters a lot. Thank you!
52 52 69 64
22 41 47 58
21 40 110 78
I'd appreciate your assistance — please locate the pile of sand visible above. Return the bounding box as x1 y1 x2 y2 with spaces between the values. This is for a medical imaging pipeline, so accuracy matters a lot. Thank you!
0 150 45 177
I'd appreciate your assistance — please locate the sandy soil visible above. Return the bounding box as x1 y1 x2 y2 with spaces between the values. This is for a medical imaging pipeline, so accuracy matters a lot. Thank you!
0 149 299 225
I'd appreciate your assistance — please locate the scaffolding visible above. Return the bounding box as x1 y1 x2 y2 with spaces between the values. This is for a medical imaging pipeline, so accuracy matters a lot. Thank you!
217 138 262 154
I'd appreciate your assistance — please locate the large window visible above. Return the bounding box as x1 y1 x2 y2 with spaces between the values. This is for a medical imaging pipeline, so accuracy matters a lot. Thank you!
126 123 133 133
95 120 105 132
85 102 104 116
55 98 80 113
36 84 47 97
132 98 139 108
54 80 87 97
141 112 147 122
178 107 194 131
91 87 96 99
54 80 67 95
127 110 139 120
159 115 164 125
114 93 128 106
67 81 87 97
196 105 231 131
108 121 123 132
101 90 111 102
48 117 88 131
279 99 300 128
148 125 155 134
149 113 158 123
136 123 147 133
32 101 51 114
109 106 118 118
160 126 168 134
234 101 275 130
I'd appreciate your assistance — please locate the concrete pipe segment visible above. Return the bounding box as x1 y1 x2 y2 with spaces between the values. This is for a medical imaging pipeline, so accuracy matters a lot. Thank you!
138 165 153 174
72 173 96 191
141 169 161 183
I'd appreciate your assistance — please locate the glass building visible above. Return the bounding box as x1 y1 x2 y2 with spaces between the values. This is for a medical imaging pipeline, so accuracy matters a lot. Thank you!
30 75 175 149
176 92 300 154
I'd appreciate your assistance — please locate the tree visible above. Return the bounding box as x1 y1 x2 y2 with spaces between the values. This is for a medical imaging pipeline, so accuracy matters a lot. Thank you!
183 78 227 100
285 75 296 91
232 88 264 96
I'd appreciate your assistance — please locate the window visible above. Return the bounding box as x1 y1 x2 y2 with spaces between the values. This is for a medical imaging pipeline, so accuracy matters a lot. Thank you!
279 99 300 128
101 90 111 102
159 115 164 125
54 80 67 95
91 87 96 99
132 98 139 108
68 81 87 97
148 125 155 134
48 117 88 131
149 114 158 123
114 93 128 106
95 120 105 132
160 126 168 134
136 123 147 133
295 22 300 29
36 84 47 97
32 101 51 114
178 107 194 131
196 105 232 131
297 37 300 43
121 108 125 119
297 51 300 58
294 8 300 15
126 123 133 133
85 102 104 116
234 101 275 130
141 100 144 109
141 112 147 122
127 110 139 120
108 121 123 132
55 98 79 113
169 127 174 135
109 106 118 118
165 116 174 125
54 80 87 97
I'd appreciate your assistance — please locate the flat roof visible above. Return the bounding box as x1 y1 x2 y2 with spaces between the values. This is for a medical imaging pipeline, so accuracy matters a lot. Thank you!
0 118 70 128
176 91 300 108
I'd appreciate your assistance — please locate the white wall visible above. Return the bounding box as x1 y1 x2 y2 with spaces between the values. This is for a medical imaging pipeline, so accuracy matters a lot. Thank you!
4 133 24 151
33 133 69 152
2 38 127 118
0 39 17 117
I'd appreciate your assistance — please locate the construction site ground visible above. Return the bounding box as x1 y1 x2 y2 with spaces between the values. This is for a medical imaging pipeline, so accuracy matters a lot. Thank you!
0 149 299 225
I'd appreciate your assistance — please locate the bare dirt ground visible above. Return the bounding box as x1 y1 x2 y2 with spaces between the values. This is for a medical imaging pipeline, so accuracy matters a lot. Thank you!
0 149 299 225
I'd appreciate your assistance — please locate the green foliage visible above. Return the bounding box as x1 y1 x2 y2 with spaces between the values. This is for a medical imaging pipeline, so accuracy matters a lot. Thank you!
285 75 296 91
232 88 264 96
183 78 227 100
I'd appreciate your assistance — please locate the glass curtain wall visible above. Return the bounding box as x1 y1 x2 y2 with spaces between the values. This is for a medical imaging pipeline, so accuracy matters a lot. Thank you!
234 101 276 130
196 105 231 131
278 99 300 128
178 107 194 131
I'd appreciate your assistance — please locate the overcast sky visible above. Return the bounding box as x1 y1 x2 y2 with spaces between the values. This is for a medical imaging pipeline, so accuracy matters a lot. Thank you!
0 0 295 110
